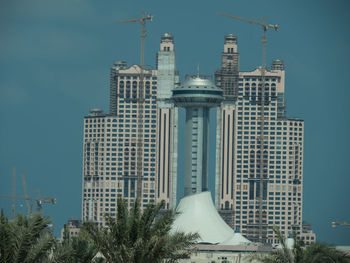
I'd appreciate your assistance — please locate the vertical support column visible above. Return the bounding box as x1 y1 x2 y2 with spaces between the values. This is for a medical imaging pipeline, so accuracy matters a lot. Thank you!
201 107 209 192
184 108 194 196
184 107 210 197
215 106 222 208
171 107 178 207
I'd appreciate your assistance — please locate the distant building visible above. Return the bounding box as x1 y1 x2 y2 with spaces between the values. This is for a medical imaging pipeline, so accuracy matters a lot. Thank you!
300 221 316 245
177 244 271 263
215 36 315 244
61 219 82 239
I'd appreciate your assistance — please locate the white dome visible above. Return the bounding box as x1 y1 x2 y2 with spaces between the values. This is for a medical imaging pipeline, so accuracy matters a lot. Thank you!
172 191 251 245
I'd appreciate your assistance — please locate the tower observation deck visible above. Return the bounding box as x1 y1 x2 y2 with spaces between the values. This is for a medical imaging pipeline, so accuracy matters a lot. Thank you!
172 77 223 196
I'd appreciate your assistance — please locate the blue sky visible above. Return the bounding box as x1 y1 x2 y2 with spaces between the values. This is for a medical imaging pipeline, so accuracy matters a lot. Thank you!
0 0 349 244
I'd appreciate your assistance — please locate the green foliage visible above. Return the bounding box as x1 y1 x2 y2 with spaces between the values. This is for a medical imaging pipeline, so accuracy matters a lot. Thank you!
49 223 101 263
0 210 55 263
82 199 199 263
250 226 350 263
0 199 199 263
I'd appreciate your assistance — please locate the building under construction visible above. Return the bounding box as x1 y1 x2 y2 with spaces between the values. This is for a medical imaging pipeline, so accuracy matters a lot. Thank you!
81 33 178 225
214 35 315 244
81 29 315 244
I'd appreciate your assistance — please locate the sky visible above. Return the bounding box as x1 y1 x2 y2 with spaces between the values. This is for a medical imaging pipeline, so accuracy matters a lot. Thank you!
0 0 349 245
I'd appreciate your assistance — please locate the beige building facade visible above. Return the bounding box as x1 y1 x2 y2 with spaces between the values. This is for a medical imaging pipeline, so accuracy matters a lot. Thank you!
81 65 159 225
82 34 178 226
214 36 314 244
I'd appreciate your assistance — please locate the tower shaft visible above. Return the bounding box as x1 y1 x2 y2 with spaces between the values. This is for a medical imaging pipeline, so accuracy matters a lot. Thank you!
184 107 209 196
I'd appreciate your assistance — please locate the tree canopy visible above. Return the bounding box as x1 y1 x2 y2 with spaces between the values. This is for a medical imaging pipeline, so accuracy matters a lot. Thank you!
250 226 350 263
0 199 199 263
82 199 199 263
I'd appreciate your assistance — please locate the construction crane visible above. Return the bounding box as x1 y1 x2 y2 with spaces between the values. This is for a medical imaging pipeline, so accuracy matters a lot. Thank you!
11 166 16 219
0 194 56 214
5 167 56 216
332 221 350 228
118 12 153 200
20 171 30 215
217 12 278 243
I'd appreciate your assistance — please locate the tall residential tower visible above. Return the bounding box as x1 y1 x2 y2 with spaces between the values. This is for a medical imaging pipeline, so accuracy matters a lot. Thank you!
81 33 179 226
81 64 158 226
215 36 315 244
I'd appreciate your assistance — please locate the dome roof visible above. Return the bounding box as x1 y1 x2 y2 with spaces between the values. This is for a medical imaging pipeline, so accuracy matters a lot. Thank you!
174 77 222 92
172 77 223 107
161 32 174 42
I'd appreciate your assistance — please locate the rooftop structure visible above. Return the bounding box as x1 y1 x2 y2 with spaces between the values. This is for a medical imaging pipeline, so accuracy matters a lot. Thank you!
214 34 239 100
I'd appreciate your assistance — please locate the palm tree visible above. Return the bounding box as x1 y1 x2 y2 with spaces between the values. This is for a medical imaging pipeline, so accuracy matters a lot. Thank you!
82 199 199 263
250 226 350 263
49 225 103 263
0 210 55 263
302 242 350 263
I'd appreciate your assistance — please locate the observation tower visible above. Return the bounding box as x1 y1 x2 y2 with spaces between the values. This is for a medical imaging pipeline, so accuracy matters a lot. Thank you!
172 76 223 196
171 76 250 245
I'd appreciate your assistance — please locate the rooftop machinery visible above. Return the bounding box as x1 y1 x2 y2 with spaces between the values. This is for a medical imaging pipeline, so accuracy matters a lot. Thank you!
217 12 278 243
118 12 153 199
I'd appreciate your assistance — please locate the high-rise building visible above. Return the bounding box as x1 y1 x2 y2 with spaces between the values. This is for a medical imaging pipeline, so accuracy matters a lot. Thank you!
81 64 159 226
82 31 315 244
215 36 314 244
81 33 178 226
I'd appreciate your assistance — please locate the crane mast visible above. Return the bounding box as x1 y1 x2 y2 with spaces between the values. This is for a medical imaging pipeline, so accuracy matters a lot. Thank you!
119 12 153 201
20 172 30 215
11 166 16 219
218 12 278 243
0 195 56 213
5 167 56 216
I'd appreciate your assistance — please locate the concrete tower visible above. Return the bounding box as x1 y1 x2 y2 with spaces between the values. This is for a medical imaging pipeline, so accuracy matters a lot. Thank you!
156 33 179 209
172 77 223 196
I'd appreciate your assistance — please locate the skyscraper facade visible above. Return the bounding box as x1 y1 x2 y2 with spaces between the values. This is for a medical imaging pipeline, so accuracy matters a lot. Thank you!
81 34 178 226
215 36 314 244
81 64 158 226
